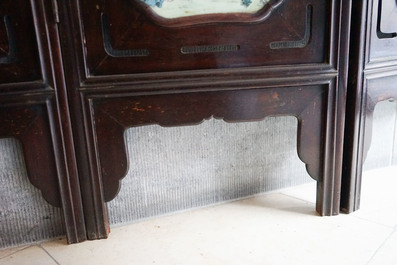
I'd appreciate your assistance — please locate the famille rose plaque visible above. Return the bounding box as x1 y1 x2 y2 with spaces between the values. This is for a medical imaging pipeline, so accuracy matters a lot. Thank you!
139 0 271 19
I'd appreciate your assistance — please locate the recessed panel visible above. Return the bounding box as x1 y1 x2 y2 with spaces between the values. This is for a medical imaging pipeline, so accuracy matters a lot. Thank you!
369 0 397 61
0 0 42 87
380 0 397 33
80 0 330 77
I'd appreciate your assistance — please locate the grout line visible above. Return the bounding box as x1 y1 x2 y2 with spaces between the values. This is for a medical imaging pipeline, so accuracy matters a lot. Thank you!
279 192 316 206
38 245 61 265
365 229 396 265
0 245 31 260
110 184 316 229
347 214 395 229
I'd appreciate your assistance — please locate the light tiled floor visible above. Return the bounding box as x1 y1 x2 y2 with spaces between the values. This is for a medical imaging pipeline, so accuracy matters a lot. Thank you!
1 167 397 265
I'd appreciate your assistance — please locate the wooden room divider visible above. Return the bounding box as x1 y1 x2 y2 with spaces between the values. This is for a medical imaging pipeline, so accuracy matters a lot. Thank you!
1 0 352 243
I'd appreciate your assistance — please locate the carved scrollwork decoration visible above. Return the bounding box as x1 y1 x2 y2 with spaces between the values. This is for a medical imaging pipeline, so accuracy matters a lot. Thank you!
0 15 17 64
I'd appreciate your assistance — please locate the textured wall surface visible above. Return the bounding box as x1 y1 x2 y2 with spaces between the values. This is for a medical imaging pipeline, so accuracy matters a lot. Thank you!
364 100 397 170
0 138 63 249
107 116 310 226
1 101 396 248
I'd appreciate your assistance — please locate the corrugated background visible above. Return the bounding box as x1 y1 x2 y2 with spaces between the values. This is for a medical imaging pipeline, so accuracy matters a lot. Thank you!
0 138 63 248
1 101 396 248
107 116 309 226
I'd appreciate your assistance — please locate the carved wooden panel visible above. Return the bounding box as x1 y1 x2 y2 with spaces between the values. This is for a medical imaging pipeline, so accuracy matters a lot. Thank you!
58 0 351 242
78 0 329 79
0 0 87 244
90 86 326 202
369 0 397 62
342 69 397 213
84 80 344 218
378 0 397 36
0 95 86 244
341 0 397 213
0 0 42 88
0 100 61 207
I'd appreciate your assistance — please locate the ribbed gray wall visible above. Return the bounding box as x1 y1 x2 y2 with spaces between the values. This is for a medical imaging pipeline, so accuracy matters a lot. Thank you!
1 101 396 248
0 138 63 249
107 116 309 226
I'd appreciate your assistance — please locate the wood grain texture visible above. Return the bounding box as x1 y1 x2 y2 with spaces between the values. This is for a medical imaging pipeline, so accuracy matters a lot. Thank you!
341 0 397 213
80 0 328 77
0 0 351 244
0 0 86 243
0 101 60 206
91 86 325 201
59 0 351 241
0 0 42 88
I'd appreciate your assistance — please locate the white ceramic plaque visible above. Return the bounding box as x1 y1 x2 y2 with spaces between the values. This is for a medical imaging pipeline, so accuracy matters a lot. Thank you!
141 0 270 19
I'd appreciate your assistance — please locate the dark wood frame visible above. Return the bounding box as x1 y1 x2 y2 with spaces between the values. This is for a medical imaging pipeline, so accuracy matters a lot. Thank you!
341 0 397 213
0 0 85 243
58 0 351 240
1 0 352 244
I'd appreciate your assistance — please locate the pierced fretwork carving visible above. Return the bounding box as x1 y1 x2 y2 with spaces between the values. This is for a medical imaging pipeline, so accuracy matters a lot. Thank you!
269 5 312 49
181 44 240 54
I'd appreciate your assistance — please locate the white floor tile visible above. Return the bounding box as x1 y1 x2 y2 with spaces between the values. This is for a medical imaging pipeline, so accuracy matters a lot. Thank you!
42 193 391 265
0 246 57 265
367 230 397 265
280 181 316 204
0 246 28 259
351 167 397 227
2 167 397 265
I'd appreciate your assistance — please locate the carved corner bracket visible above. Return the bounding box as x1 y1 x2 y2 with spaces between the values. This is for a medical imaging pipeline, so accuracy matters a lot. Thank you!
341 73 397 213
362 74 397 162
0 102 61 207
